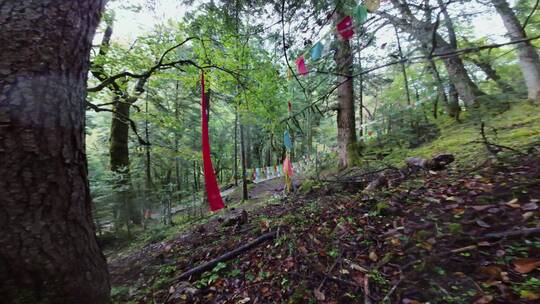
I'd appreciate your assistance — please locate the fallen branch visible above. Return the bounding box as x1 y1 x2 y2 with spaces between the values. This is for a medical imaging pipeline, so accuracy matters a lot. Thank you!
171 231 277 283
478 122 526 156
480 227 540 240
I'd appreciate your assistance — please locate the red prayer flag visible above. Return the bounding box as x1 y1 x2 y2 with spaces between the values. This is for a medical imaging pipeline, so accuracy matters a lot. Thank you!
295 56 308 76
201 72 225 212
283 155 294 177
337 16 354 40
288 101 292 113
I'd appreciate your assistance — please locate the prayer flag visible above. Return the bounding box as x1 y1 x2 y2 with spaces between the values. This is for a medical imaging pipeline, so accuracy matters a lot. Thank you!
283 155 294 177
201 72 225 212
311 42 324 61
337 16 354 40
355 4 368 24
363 0 380 12
284 130 292 150
288 101 292 113
295 56 308 76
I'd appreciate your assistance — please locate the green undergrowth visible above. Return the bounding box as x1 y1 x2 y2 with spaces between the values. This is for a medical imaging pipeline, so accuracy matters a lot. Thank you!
370 100 540 167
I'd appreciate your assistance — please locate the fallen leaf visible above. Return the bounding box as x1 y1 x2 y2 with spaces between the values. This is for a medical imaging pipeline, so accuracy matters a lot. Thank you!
471 205 492 211
369 251 378 262
520 290 540 300
259 220 270 232
352 273 365 285
523 211 534 220
350 263 368 272
513 258 540 273
521 202 538 211
487 208 500 214
479 265 502 280
402 299 422 304
476 219 491 228
473 295 493 304
500 271 510 282
340 269 350 275
314 288 325 301
237 297 251 304
505 198 520 208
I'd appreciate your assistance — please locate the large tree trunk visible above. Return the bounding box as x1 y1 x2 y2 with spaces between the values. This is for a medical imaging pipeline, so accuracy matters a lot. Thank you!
492 0 540 100
436 37 486 107
110 99 131 172
0 1 110 303
334 11 357 168
110 97 141 226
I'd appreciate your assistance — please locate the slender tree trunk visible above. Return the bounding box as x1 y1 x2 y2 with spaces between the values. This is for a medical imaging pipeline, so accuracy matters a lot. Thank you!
467 57 515 93
0 1 110 303
233 108 239 186
394 25 411 106
426 58 449 115
492 0 540 99
334 11 357 168
145 98 153 191
356 36 364 138
240 123 248 201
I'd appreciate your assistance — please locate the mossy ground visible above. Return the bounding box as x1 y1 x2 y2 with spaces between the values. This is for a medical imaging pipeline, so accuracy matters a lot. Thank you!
370 100 540 167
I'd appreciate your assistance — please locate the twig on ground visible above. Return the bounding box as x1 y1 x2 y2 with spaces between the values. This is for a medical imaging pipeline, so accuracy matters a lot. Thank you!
382 275 403 303
318 254 342 291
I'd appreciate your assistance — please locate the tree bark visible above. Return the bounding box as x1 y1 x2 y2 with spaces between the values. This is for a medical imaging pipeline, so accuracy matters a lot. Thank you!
0 1 110 303
492 0 540 100
334 11 357 168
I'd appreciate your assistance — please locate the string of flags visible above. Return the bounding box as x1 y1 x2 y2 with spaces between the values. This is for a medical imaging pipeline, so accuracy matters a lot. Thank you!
291 0 381 77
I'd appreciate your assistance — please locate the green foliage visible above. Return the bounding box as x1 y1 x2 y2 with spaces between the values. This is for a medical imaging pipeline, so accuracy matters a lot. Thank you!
448 223 463 235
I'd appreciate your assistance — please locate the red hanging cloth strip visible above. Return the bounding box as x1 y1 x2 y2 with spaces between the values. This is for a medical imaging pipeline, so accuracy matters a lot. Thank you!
337 16 354 40
201 72 225 212
295 56 309 76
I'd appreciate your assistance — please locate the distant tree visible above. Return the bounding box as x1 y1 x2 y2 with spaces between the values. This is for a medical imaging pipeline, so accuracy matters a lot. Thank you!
492 0 540 99
380 0 486 107
0 1 110 303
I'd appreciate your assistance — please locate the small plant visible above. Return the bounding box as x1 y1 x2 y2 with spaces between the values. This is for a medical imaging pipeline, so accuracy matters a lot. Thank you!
512 277 540 299
448 223 463 234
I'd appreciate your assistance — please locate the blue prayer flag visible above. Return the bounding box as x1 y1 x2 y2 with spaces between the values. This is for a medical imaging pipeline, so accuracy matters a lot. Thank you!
284 130 292 150
311 42 324 61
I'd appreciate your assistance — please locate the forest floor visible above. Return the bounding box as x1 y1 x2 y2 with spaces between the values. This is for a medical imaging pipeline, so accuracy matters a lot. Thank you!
108 103 540 304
